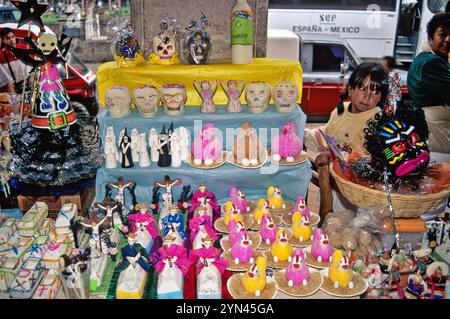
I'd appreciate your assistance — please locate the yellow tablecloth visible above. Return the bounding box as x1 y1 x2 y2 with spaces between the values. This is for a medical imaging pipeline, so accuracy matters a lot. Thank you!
96 58 303 107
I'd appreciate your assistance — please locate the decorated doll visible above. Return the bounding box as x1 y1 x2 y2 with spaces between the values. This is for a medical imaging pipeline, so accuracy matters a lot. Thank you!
106 177 137 211
155 235 190 282
193 80 217 113
116 233 151 272
189 206 217 248
189 184 220 218
161 205 187 243
104 135 119 169
128 204 159 239
221 80 245 113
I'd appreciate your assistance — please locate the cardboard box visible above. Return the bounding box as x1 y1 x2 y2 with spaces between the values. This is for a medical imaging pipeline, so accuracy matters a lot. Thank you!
381 218 427 250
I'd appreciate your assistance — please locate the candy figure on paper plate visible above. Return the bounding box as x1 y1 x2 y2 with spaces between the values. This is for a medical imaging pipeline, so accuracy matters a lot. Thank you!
311 229 334 263
191 236 228 299
161 205 187 246
228 219 247 247
192 123 223 167
149 127 160 163
116 233 150 299
224 201 243 226
253 199 271 225
221 80 245 113
271 229 294 263
232 122 267 167
260 214 278 246
229 186 251 213
104 135 120 169
119 128 134 168
267 186 286 210
231 233 254 265
273 82 299 113
128 203 159 253
245 82 271 113
190 206 218 250
286 248 311 287
105 86 132 118
271 122 302 163
194 80 217 113
155 234 190 299
292 213 312 243
137 133 151 168
148 16 181 65
329 250 354 289
133 85 160 118
161 84 187 116
241 257 267 297
189 184 220 218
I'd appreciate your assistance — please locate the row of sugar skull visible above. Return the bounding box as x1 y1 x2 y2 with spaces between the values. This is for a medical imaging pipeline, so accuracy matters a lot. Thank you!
105 84 187 118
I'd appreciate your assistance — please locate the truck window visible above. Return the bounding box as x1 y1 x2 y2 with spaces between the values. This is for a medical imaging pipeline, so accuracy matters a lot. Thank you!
312 44 344 72
427 0 448 13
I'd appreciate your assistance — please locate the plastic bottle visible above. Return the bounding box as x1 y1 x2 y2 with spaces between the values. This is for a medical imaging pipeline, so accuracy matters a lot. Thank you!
231 0 253 64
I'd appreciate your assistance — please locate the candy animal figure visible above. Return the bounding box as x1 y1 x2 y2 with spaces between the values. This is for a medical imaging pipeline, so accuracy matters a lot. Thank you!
137 133 151 168
149 128 160 162
178 127 190 162
241 257 267 297
170 131 182 168
329 250 354 289
292 213 312 242
228 219 247 247
311 229 334 263
231 233 254 265
224 201 243 226
221 80 245 113
267 186 286 210
260 214 278 245
192 123 223 166
104 136 119 169
229 186 250 213
286 249 311 287
271 229 294 263
290 196 310 219
194 80 217 113
130 128 140 163
271 122 302 162
252 199 271 225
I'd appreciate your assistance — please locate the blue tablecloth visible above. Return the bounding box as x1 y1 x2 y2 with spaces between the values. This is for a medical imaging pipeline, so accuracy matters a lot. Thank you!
96 105 312 206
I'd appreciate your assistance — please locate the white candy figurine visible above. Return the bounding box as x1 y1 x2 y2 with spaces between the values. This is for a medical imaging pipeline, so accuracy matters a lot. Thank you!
105 86 132 118
138 133 151 168
149 128 160 163
170 131 182 168
104 136 119 169
131 128 139 163
118 129 125 163
178 127 190 162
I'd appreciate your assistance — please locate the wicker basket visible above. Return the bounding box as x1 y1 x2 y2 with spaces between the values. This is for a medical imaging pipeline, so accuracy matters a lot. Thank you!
330 162 450 218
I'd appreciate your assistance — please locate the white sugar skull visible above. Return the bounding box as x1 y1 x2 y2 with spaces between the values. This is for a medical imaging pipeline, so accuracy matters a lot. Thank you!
105 86 132 118
153 32 177 60
160 84 187 116
273 82 299 113
133 85 160 118
37 33 58 55
245 82 271 113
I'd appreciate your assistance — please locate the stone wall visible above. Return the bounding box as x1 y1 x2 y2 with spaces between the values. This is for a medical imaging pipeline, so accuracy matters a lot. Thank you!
131 0 269 62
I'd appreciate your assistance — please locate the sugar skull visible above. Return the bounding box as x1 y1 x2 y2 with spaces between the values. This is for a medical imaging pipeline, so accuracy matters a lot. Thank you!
152 31 177 60
245 82 271 113
105 86 132 118
273 82 299 113
133 85 160 118
37 33 58 56
160 84 187 116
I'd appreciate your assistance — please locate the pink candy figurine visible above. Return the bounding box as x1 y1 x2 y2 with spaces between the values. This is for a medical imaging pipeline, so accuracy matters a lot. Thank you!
271 122 302 163
228 219 247 247
260 214 278 245
231 233 254 265
192 123 223 166
311 229 334 263
229 187 250 213
290 195 310 219
285 248 311 287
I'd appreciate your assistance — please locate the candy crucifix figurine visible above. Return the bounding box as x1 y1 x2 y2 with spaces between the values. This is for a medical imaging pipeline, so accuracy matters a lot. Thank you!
106 176 137 212
154 175 182 204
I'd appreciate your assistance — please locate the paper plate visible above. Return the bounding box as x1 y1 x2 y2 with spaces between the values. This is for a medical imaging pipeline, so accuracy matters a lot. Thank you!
220 232 262 251
270 201 295 215
268 149 309 166
290 236 313 248
249 214 282 231
303 246 331 270
228 149 269 169
227 273 278 299
258 228 293 251
223 251 264 272
320 268 368 298
214 214 254 234
263 250 292 270
282 212 320 227
274 268 323 297
186 151 230 170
